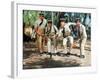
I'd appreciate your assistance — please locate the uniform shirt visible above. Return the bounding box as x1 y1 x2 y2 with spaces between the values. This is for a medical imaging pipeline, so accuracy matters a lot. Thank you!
64 23 71 33
45 25 58 35
64 22 76 32
58 28 63 37
58 23 73 37
34 18 47 29
78 24 87 39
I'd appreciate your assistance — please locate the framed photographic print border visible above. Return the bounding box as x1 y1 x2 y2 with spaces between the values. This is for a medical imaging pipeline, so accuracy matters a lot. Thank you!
11 1 97 78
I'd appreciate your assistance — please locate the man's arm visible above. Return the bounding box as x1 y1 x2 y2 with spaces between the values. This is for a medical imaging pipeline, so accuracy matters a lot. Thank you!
68 22 76 26
54 25 58 34
82 25 87 38
34 20 38 28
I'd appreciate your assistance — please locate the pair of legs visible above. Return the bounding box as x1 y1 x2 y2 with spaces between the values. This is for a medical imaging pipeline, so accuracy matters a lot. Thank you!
63 36 73 54
79 38 87 57
47 37 56 53
36 35 45 53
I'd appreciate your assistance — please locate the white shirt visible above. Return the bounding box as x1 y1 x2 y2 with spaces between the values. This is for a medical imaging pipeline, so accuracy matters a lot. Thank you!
46 25 58 34
58 23 72 37
34 18 47 29
58 28 63 37
79 24 87 39
64 23 71 33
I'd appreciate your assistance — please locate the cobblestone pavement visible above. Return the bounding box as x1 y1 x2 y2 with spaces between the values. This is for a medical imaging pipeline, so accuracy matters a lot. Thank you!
23 40 91 69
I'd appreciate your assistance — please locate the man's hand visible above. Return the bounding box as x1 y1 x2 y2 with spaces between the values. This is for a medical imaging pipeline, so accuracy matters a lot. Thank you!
75 39 81 43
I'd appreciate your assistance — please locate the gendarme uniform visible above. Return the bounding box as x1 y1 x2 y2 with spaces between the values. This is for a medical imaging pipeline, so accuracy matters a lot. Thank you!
62 23 73 53
57 18 74 54
45 20 58 53
34 18 47 29
34 15 47 53
76 24 87 57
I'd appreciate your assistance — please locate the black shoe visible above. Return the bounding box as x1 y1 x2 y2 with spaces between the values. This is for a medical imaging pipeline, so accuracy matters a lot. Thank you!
56 52 61 56
48 52 51 55
43 51 47 54
67 52 71 55
48 52 52 58
65 52 71 57
79 55 85 58
52 53 56 56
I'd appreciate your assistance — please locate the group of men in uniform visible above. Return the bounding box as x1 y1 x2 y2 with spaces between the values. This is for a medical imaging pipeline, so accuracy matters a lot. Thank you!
33 13 87 58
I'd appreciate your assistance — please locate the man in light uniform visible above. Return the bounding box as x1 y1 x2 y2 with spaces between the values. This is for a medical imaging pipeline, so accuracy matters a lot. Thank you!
74 18 87 58
45 20 58 55
57 18 74 55
34 13 47 53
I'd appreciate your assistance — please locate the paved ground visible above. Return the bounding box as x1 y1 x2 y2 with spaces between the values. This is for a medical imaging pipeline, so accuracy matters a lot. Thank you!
23 40 91 69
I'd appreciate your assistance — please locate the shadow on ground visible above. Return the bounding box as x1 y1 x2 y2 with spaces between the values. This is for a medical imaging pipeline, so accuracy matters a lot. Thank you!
23 58 80 69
